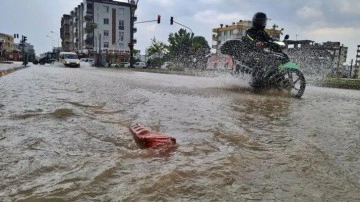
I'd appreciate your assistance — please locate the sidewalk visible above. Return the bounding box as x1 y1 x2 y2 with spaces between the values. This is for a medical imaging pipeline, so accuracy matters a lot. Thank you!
0 61 26 77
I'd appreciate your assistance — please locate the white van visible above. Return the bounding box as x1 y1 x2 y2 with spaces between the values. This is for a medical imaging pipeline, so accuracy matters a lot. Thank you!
59 52 80 67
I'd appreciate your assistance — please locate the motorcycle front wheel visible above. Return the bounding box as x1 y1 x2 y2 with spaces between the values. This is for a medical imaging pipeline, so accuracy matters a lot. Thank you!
279 69 306 98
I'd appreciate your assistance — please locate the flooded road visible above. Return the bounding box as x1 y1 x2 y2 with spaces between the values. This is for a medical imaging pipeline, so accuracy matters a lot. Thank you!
1 63 359 201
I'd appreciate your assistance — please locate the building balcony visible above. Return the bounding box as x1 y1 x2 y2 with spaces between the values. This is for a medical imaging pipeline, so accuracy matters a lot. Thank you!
84 40 93 46
85 16 93 22
231 34 243 39
212 28 220 33
84 12 93 21
63 28 70 33
85 22 97 33
62 36 71 41
84 34 94 43
83 45 94 50
85 10 93 15
212 34 218 41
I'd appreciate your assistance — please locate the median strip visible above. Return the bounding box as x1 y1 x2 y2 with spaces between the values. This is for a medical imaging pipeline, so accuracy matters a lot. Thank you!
0 66 27 77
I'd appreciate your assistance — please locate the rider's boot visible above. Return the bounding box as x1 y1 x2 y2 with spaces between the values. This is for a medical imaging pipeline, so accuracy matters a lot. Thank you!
250 70 262 87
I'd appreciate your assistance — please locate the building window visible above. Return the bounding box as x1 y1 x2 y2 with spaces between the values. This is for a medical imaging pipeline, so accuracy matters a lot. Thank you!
87 3 93 10
118 8 124 16
104 30 109 37
104 6 109 13
104 18 109 25
119 31 124 41
119 43 124 49
104 42 109 48
119 20 124 30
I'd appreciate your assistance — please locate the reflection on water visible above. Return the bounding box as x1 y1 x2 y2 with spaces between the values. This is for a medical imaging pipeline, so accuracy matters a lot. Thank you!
0 65 359 201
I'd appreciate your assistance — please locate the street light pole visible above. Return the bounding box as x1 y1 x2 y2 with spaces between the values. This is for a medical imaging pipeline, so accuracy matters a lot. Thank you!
128 0 139 68
50 31 60 48
46 35 54 50
50 31 60 61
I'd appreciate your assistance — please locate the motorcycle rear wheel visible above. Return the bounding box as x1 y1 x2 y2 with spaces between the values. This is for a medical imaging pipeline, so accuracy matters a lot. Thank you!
280 69 306 98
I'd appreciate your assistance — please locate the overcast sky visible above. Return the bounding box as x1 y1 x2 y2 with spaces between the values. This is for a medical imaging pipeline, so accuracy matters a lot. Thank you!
1 0 359 63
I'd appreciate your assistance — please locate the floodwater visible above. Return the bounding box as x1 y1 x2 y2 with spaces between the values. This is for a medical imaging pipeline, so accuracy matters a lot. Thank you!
0 63 359 201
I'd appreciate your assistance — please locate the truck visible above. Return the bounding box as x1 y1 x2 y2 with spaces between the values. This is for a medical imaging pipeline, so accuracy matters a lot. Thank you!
34 52 56 65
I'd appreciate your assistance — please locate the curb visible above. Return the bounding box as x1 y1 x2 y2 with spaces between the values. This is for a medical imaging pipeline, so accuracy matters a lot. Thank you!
0 66 27 77
0 61 14 64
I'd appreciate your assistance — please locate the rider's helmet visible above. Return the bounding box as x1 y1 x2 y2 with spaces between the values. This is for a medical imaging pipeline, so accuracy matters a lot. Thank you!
252 12 267 29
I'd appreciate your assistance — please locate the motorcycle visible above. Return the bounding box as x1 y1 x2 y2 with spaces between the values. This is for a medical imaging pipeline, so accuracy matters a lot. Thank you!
220 35 306 98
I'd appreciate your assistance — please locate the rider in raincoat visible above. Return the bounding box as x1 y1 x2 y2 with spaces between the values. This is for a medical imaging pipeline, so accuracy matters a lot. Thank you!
244 12 279 87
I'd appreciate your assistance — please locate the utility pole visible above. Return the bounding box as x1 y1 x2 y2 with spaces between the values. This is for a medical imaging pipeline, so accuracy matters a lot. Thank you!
337 44 343 78
99 34 102 55
349 59 353 78
97 33 102 66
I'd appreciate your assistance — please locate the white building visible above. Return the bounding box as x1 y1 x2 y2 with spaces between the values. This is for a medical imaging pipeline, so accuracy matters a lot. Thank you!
61 0 135 61
212 20 282 53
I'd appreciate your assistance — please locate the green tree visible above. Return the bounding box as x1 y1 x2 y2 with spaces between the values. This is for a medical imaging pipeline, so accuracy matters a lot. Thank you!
146 37 168 58
191 36 210 68
168 28 194 66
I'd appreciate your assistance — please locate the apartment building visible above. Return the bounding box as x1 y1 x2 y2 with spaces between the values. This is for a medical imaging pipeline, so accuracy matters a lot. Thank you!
322 42 348 72
280 40 348 76
60 0 134 61
0 33 15 53
212 20 282 53
61 15 73 51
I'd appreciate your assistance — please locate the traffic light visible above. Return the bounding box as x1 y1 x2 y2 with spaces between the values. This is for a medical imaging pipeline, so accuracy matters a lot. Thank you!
23 36 27 43
170 17 173 25
157 15 161 24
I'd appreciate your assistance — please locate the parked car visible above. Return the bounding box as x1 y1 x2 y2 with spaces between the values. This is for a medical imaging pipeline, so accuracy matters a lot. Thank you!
134 62 146 68
161 62 174 69
120 62 130 67
109 62 130 67
80 58 94 63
